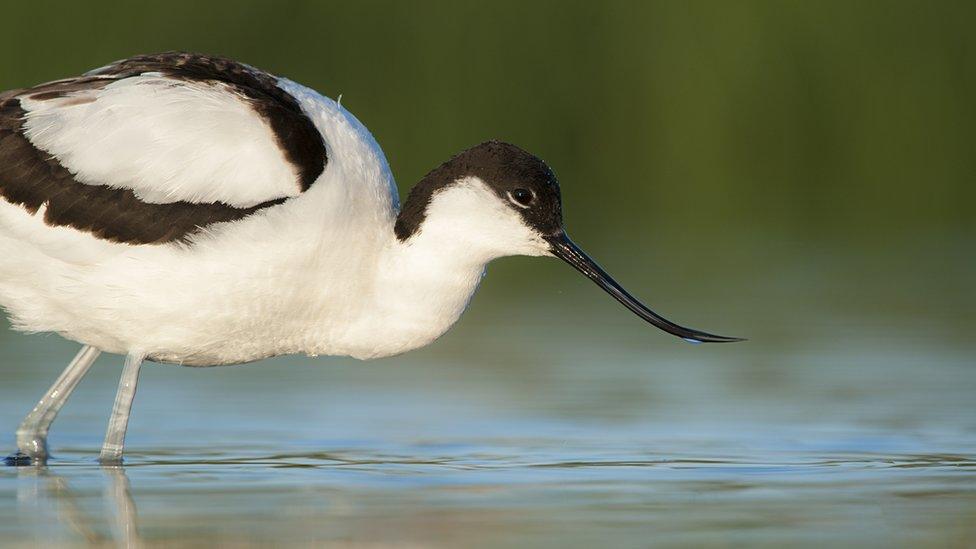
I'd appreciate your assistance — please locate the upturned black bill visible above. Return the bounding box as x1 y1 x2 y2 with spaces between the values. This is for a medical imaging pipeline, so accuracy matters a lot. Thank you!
546 233 744 344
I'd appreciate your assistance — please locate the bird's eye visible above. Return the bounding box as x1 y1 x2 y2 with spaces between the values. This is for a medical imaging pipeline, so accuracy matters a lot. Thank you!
509 188 534 208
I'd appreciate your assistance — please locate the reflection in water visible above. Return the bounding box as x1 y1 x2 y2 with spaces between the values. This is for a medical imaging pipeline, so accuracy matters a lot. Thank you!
0 265 974 546
17 466 140 547
45 473 103 544
7 446 974 547
103 467 141 549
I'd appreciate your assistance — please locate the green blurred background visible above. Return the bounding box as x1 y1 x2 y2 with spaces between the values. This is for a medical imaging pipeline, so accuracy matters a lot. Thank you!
2 2 975 545
3 1 973 322
5 0 973 341
4 0 974 237
0 0 976 233
0 0 972 369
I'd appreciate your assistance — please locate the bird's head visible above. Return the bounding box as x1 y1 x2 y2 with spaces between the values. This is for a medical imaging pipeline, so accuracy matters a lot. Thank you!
395 140 742 344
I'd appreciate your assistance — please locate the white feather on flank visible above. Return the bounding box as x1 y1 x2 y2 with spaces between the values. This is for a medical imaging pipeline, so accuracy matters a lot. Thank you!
0 199 130 264
20 75 301 207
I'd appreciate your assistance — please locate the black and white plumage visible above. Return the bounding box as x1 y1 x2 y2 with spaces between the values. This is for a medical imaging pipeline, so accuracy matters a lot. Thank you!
0 52 739 464
0 53 325 244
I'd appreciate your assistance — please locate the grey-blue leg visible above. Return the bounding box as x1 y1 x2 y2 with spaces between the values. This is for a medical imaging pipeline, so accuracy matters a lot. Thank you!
7 345 101 465
99 353 144 464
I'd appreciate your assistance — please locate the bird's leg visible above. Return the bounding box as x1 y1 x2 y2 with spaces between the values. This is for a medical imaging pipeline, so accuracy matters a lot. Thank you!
98 353 144 465
6 346 101 466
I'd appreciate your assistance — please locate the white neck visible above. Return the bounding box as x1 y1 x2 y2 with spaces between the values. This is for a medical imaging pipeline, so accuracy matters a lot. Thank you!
328 178 550 359
371 228 491 354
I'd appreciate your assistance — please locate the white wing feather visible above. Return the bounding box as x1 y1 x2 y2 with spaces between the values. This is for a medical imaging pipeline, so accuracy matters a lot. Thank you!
19 75 302 207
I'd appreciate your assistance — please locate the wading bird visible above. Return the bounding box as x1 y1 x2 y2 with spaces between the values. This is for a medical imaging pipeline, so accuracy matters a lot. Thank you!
0 53 740 465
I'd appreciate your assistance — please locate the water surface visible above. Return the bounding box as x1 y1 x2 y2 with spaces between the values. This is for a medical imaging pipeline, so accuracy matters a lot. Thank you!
1 247 975 547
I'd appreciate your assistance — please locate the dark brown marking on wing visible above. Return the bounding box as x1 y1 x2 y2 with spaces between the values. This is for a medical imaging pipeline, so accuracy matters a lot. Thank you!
0 97 285 245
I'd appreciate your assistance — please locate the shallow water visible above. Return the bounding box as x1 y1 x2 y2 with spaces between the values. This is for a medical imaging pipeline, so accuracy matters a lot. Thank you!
1 248 975 547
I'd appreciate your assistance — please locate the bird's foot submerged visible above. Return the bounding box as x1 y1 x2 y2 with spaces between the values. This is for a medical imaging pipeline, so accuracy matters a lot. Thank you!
5 430 50 466
3 450 45 467
3 430 48 467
